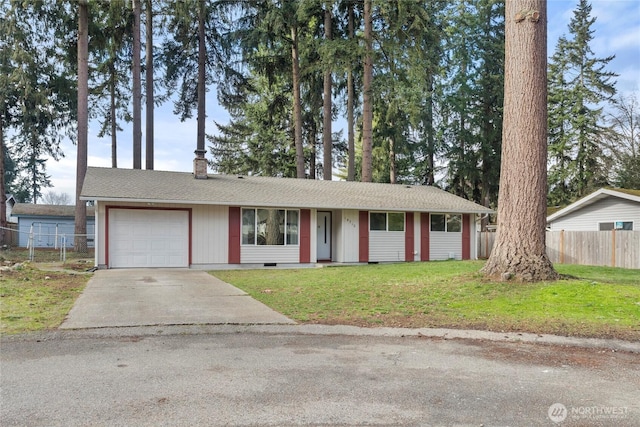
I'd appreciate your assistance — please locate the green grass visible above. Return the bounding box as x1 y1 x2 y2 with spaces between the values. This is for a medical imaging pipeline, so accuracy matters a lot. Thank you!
0 265 89 334
212 261 640 340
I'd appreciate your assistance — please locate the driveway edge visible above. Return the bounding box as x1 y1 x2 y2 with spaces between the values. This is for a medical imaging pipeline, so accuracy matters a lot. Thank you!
3 324 639 353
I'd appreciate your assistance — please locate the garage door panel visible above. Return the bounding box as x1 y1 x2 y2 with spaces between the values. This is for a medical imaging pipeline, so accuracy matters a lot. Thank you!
109 209 189 268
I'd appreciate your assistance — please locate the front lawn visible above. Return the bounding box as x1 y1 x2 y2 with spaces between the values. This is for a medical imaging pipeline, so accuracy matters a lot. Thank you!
0 265 89 334
212 261 640 340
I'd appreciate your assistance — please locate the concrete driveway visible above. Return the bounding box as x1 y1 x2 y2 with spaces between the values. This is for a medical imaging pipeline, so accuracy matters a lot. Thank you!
60 269 294 329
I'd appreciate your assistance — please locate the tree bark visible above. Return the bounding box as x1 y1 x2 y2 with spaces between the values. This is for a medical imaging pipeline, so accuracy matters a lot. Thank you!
109 65 117 168
425 74 435 186
346 0 355 181
195 0 206 159
132 0 142 169
75 0 89 252
389 135 396 184
322 3 332 181
145 0 154 169
0 122 6 245
361 0 373 182
291 25 305 178
481 0 557 282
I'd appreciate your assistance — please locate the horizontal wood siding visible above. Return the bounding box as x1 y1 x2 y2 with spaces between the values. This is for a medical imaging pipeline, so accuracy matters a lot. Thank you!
17 218 95 248
430 232 462 260
549 198 640 231
369 232 405 262
240 246 299 264
191 205 228 264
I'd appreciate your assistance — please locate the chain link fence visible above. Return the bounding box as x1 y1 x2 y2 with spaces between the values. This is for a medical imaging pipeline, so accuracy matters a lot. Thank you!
1 225 94 263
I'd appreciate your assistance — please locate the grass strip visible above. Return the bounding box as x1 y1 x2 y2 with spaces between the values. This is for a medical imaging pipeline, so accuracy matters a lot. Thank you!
0 265 89 334
213 261 640 340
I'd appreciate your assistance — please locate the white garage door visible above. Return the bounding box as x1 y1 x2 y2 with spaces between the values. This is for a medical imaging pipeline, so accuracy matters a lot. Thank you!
109 209 189 268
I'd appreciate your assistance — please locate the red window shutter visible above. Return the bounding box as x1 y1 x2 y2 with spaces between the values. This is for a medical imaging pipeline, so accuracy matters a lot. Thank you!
299 209 311 263
228 207 241 264
405 212 414 262
359 211 369 263
420 213 430 261
462 214 471 260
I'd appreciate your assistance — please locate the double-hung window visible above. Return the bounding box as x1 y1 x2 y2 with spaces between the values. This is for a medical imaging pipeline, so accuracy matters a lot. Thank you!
242 208 299 245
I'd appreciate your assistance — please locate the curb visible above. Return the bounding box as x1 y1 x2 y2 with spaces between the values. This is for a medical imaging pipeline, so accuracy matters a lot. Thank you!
3 323 639 353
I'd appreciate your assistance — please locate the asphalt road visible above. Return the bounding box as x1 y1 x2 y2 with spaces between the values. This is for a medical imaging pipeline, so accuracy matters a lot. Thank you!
1 329 638 427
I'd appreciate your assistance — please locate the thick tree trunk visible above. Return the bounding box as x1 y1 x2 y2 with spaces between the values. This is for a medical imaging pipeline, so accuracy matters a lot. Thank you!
361 0 373 182
75 0 88 252
389 135 396 184
145 0 154 169
291 25 305 179
322 4 332 181
425 75 435 186
196 0 206 159
346 1 355 181
132 0 142 169
0 123 6 245
481 0 557 282
109 69 117 168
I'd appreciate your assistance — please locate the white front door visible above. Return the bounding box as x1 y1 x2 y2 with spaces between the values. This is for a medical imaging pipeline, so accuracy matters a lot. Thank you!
317 211 331 261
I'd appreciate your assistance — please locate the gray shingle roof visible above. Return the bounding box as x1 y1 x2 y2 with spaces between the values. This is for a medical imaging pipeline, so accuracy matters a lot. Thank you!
81 167 493 214
11 203 96 218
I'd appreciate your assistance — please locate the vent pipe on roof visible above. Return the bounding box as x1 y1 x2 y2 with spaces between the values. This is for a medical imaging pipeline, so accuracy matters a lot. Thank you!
194 149 208 179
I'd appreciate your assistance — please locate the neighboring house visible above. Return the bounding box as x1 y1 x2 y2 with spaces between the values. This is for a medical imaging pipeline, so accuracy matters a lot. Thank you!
547 188 640 231
11 203 96 248
80 166 493 269
5 194 17 223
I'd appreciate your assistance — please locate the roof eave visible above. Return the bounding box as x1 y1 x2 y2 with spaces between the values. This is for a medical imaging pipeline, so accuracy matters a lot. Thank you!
547 188 640 223
82 196 493 214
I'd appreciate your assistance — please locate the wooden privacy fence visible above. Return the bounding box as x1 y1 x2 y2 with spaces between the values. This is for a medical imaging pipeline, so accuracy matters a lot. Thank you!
478 230 640 269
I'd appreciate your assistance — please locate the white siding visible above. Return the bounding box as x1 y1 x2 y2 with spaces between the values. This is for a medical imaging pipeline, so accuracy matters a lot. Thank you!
469 215 478 260
549 198 640 231
336 209 360 263
369 232 405 262
191 205 228 265
241 246 299 264
430 232 462 260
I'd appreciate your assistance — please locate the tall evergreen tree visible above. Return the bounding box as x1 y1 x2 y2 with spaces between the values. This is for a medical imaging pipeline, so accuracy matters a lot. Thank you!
145 0 154 170
0 1 74 204
361 0 373 182
91 0 133 169
132 0 142 169
75 0 89 251
481 0 557 281
162 0 230 163
547 0 617 204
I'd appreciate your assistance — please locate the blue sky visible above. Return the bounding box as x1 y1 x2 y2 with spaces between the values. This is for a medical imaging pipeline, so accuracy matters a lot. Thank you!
47 0 640 198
